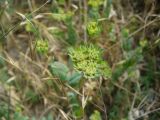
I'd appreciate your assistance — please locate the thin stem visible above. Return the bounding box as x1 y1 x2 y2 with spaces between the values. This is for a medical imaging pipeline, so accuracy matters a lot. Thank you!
83 0 88 43
98 77 108 119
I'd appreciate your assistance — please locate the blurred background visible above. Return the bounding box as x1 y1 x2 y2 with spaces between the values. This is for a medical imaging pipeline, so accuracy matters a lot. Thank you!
0 0 160 120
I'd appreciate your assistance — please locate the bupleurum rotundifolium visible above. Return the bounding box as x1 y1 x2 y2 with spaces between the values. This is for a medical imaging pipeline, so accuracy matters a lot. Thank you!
35 39 49 54
87 21 101 37
68 44 111 78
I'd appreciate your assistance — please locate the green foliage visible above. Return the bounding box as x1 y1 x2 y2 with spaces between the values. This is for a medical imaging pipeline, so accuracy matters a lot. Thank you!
57 0 65 5
0 67 9 83
108 90 129 120
0 103 28 120
39 113 54 120
121 28 133 51
0 102 8 119
140 56 156 89
108 23 117 42
88 8 100 20
112 46 143 81
67 92 83 118
104 0 112 18
50 8 77 45
48 27 65 41
50 61 69 81
67 71 83 87
66 20 77 46
0 0 6 4
51 13 69 21
25 89 41 104
13 112 29 120
49 61 82 86
0 54 5 68
68 44 111 78
89 110 102 120
13 112 54 120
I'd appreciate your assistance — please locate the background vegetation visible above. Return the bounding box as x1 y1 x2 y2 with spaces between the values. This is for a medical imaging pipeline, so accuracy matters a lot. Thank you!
0 0 160 120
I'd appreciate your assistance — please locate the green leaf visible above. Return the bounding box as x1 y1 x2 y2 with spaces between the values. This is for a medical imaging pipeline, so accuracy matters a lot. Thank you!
122 38 133 51
0 68 9 83
105 0 112 18
67 71 82 86
57 0 65 5
67 92 83 118
121 28 133 51
50 62 69 81
25 89 40 104
47 114 54 120
0 54 5 68
66 21 77 45
112 58 135 81
72 105 83 118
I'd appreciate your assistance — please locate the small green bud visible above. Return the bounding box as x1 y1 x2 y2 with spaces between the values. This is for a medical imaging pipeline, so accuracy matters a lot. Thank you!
88 0 104 7
87 21 101 37
35 40 49 54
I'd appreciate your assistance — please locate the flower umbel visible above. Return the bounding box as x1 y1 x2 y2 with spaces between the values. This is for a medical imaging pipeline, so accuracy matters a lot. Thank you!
87 21 101 37
68 44 111 78
35 40 49 54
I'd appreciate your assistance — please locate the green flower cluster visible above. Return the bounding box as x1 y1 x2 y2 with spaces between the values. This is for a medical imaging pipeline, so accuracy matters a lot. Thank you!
35 40 49 54
87 21 101 37
88 0 104 7
139 39 148 48
68 44 111 78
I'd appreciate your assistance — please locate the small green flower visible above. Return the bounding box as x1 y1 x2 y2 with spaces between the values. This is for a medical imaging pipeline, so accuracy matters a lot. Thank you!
35 40 49 54
98 61 112 78
68 44 111 78
139 39 148 48
88 0 104 7
87 21 101 37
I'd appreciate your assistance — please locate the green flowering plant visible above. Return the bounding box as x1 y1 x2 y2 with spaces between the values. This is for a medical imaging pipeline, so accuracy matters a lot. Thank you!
35 39 49 54
68 44 111 78
87 21 101 37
